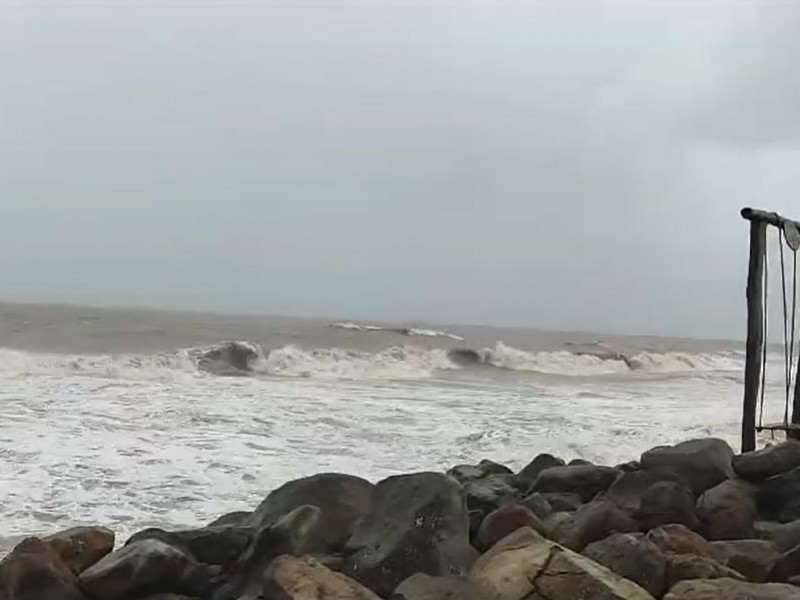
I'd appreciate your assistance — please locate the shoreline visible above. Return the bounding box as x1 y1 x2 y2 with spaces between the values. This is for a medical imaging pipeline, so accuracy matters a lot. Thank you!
4 436 800 599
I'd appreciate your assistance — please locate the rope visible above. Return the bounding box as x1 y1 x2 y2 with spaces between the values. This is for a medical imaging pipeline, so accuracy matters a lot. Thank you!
790 246 798 416
759 233 769 429
780 234 791 424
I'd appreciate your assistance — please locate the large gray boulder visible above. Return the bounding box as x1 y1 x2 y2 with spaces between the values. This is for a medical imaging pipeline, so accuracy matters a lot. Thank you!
759 466 800 523
757 519 800 552
251 472 375 552
697 479 757 540
343 472 471 597
127 525 251 569
582 533 668 598
606 470 687 512
212 505 321 600
514 454 565 489
79 539 217 600
636 480 699 531
552 496 638 552
641 438 734 495
530 465 620 502
710 540 780 583
733 441 800 481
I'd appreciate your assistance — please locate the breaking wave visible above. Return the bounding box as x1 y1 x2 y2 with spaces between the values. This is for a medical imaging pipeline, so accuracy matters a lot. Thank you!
328 322 465 341
0 340 744 382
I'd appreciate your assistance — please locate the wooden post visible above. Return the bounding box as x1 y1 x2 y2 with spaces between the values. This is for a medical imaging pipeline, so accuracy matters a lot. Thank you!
742 219 767 452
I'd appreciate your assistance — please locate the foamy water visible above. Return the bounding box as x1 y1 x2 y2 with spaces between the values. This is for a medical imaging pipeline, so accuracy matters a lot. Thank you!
0 304 786 553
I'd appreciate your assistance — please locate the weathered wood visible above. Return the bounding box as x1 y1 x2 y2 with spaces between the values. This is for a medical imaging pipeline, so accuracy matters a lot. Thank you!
794 341 800 425
741 207 800 231
742 219 766 452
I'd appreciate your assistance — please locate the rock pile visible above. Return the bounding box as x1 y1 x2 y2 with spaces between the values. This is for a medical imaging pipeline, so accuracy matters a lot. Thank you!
6 437 800 598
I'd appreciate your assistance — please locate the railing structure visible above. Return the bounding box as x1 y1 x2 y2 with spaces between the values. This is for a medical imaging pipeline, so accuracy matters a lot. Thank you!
741 207 800 452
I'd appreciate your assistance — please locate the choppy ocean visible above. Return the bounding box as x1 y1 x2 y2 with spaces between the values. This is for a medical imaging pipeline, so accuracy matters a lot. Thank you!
0 302 785 552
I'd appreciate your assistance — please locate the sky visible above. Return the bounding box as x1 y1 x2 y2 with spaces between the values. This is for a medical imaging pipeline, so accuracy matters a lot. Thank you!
1 0 800 339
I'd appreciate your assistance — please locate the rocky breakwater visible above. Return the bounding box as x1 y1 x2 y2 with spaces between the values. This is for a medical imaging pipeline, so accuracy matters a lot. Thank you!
9 438 800 598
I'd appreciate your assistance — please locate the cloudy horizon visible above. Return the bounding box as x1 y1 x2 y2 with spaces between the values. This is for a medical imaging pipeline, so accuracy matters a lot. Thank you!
2 0 800 339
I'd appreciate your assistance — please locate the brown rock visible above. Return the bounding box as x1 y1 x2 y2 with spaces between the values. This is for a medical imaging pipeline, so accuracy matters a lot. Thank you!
0 537 85 600
664 578 800 599
647 524 712 557
469 527 655 600
263 555 381 599
666 554 744 588
696 479 757 540
44 527 115 575
710 539 780 583
555 497 638 551
582 533 668 598
475 504 546 552
79 539 217 600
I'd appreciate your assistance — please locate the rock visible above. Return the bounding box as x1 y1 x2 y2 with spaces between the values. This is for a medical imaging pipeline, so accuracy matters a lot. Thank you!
514 453 565 488
569 458 593 466
343 472 471 597
447 460 513 483
616 460 641 473
582 533 668 598
194 341 260 374
207 512 252 527
771 544 800 582
213 505 321 600
733 441 800 481
530 464 621 502
475 504 546 552
636 480 699 531
0 537 85 600
647 524 712 557
469 527 655 600
553 496 638 552
460 474 519 537
758 520 800 552
539 492 582 512
710 540 780 583
519 493 553 520
697 479 757 540
262 555 381 600
542 512 575 541
606 470 688 513
391 573 486 600
666 554 745 588
759 467 800 523
252 473 375 553
135 596 201 600
44 527 115 575
641 438 734 495
663 578 800 599
127 524 251 568
78 539 217 600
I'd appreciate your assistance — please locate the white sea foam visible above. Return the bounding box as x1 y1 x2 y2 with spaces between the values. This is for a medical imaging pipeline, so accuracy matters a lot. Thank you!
328 321 465 341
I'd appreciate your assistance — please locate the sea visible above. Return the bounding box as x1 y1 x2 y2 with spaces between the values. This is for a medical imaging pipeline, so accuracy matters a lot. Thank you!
0 302 788 552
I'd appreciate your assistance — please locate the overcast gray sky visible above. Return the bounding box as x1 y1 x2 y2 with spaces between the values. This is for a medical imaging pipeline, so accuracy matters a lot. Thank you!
1 1 799 338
